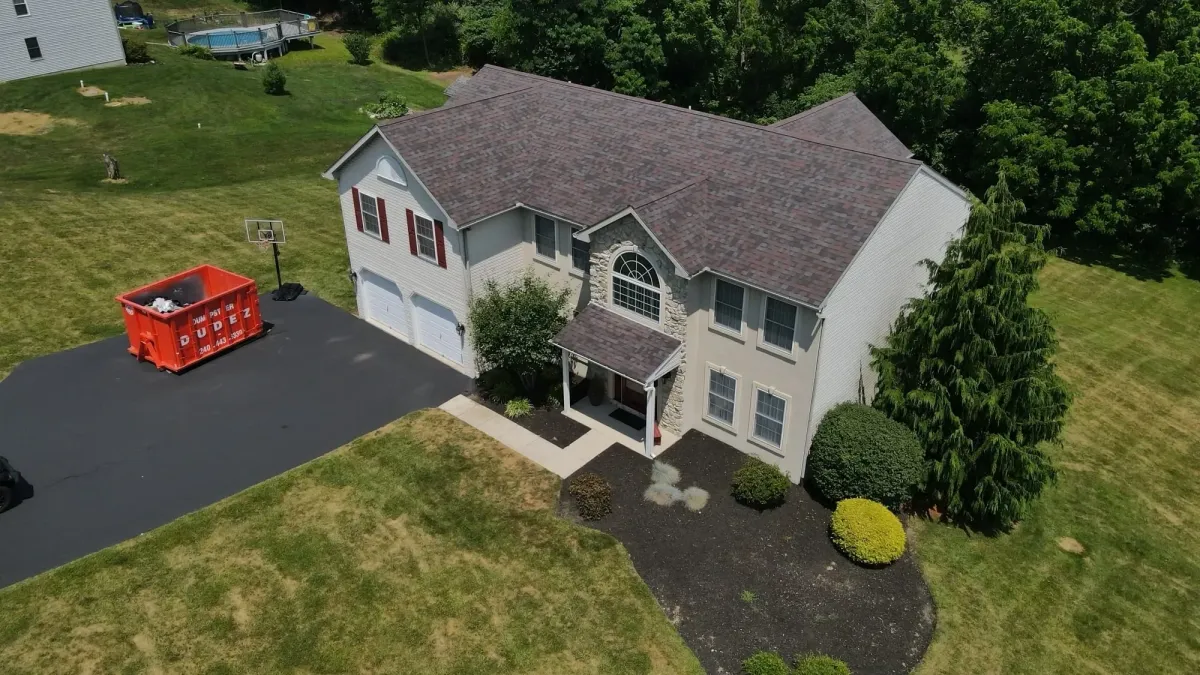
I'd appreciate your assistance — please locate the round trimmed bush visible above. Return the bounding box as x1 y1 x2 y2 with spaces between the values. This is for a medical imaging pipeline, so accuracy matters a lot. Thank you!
742 650 789 675
807 403 923 508
795 653 852 675
731 458 790 508
262 62 287 95
830 498 906 565
569 472 612 521
343 33 372 65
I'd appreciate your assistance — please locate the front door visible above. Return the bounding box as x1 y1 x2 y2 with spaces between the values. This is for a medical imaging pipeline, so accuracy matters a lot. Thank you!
613 374 646 416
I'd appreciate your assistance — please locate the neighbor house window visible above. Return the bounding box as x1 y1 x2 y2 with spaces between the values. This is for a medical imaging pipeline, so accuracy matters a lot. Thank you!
14 1 29 17
753 388 787 448
571 235 590 272
24 36 41 60
612 251 661 321
706 368 737 426
358 192 380 237
414 214 437 260
534 215 556 259
762 297 798 351
713 279 744 331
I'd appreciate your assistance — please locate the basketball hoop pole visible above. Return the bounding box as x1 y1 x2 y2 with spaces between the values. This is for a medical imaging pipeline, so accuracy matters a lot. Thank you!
272 241 282 290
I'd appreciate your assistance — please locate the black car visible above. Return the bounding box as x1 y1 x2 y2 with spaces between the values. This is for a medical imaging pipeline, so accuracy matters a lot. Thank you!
0 456 19 513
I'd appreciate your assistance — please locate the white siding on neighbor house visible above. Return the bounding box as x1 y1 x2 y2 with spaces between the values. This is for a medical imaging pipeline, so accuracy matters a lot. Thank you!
0 0 125 82
806 169 970 458
683 274 823 482
337 135 475 374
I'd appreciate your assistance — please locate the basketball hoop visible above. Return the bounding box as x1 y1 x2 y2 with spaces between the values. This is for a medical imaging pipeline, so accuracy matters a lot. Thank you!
245 219 287 289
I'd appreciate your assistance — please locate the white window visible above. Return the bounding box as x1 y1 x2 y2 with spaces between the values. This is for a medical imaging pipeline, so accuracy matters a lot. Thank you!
706 368 737 427
752 388 788 449
571 235 590 272
414 214 437 260
24 36 41 60
534 215 556 259
713 279 744 331
13 1 29 17
762 297 798 352
611 251 661 321
376 156 406 186
358 192 380 237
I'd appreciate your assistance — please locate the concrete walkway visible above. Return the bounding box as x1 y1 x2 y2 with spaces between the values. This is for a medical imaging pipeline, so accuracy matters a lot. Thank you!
439 395 614 478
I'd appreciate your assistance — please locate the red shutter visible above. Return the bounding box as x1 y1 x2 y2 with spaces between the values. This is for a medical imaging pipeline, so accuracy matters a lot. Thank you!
405 209 418 256
351 187 364 232
434 220 447 268
377 198 390 243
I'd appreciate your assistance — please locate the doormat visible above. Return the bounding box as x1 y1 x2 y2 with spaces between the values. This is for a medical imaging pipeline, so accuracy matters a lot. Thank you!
610 407 646 431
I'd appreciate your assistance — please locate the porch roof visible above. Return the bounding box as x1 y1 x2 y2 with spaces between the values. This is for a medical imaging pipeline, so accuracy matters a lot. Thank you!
552 304 681 384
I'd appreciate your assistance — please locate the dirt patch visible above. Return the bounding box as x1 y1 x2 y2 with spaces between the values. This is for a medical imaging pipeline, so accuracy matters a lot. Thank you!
1057 537 1086 555
100 178 128 184
104 96 151 108
429 617 463 657
0 111 54 135
427 67 473 84
78 86 106 97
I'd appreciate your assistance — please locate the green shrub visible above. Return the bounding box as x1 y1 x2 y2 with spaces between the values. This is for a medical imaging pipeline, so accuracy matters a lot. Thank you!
830 498 906 565
807 402 923 508
261 62 286 95
504 398 532 419
741 651 789 675
794 653 852 675
177 43 214 60
122 38 150 64
343 33 372 65
362 91 409 119
568 472 612 520
468 272 569 392
478 369 520 404
731 458 790 508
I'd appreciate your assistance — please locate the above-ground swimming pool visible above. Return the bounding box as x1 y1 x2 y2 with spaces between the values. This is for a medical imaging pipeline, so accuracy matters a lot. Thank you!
186 26 275 50
167 10 318 56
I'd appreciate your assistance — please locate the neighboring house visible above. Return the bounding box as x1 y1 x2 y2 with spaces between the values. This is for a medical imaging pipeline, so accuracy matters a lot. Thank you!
323 66 970 480
0 0 125 83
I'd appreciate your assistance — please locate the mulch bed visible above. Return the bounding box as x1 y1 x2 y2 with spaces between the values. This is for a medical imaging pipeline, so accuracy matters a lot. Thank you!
475 395 589 448
559 431 935 675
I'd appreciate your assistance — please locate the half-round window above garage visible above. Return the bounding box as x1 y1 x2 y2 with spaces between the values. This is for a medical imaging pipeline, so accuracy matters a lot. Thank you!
611 251 661 322
376 156 406 186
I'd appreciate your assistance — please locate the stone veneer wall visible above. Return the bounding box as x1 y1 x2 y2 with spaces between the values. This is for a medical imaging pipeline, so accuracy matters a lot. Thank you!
588 216 688 433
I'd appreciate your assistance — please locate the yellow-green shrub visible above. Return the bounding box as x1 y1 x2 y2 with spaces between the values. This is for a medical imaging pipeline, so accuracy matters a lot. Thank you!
829 498 905 565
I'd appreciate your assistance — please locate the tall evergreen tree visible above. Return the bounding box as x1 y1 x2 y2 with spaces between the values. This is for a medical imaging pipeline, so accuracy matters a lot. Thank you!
871 174 1071 529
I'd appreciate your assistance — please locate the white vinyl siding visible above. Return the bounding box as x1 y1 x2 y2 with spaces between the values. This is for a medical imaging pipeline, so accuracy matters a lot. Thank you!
706 368 737 426
358 192 380 237
713 279 744 331
762 297 797 351
534 215 556 259
753 388 787 448
0 0 126 83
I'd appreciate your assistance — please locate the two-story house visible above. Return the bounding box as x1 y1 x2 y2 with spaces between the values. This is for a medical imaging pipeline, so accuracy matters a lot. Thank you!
1 0 125 83
323 65 970 480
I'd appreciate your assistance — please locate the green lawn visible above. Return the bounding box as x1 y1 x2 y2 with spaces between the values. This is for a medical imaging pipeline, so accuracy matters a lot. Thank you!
0 410 702 674
0 34 443 377
915 257 1200 674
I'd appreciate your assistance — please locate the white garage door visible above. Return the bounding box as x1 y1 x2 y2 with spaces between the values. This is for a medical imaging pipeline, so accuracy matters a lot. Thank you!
414 297 463 364
361 271 409 338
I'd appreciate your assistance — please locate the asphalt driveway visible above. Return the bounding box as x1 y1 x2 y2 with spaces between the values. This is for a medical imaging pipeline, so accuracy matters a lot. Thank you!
0 294 469 588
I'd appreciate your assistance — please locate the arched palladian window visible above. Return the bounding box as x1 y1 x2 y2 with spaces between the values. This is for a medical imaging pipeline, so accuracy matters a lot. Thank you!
376 156 406 186
611 251 661 321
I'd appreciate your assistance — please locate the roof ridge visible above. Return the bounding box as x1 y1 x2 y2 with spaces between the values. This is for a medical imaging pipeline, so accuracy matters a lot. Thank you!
768 93 859 127
632 176 710 209
475 66 921 166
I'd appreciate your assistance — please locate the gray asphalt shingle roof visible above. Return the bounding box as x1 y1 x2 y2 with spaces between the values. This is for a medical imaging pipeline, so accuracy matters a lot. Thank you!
376 66 923 307
769 93 912 159
552 305 681 384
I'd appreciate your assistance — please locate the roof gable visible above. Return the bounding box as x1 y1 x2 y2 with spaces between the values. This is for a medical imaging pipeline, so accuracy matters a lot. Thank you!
769 93 912 159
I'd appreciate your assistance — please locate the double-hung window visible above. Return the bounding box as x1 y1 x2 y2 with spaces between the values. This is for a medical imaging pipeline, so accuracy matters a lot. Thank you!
762 297 798 351
14 1 29 17
753 388 787 448
571 235 590 272
358 192 380 237
706 368 737 426
24 36 41 60
414 214 438 260
713 279 744 331
534 215 556 259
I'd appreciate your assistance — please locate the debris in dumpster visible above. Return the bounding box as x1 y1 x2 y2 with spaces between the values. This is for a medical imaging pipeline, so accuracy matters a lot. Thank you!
272 282 306 302
146 297 185 313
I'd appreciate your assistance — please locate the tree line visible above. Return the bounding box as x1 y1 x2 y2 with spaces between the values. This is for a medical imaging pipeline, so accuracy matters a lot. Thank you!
300 0 1199 266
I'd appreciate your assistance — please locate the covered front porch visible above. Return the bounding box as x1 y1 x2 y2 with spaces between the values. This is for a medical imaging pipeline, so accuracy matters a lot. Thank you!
552 305 683 458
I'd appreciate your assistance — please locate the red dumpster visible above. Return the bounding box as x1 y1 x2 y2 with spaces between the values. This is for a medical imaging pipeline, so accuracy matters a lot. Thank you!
116 265 264 372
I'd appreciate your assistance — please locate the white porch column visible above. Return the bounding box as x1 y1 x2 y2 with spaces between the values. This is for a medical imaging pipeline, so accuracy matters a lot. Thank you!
643 383 656 457
561 350 571 413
